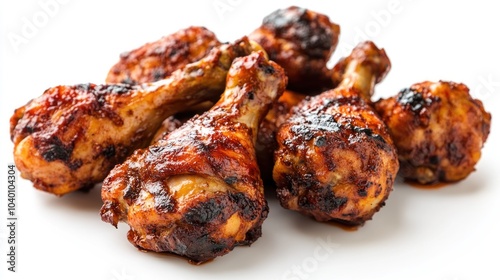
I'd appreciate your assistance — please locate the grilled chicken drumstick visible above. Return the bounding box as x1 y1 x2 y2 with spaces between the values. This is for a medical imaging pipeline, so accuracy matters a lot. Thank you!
151 90 307 184
374 81 491 184
100 51 287 263
104 7 340 184
249 6 340 94
107 7 340 93
106 26 221 84
10 38 261 196
273 41 399 225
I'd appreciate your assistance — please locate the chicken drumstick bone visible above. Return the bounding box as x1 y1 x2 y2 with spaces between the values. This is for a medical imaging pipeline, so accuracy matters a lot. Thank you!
100 51 287 263
273 41 399 225
10 38 261 195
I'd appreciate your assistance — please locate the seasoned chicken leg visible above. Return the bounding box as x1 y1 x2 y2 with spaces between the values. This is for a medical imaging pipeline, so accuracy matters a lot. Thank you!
150 101 215 144
100 51 287 263
106 26 221 84
374 81 491 184
103 7 340 184
249 6 340 93
273 41 399 225
10 38 261 196
107 7 340 93
151 90 307 184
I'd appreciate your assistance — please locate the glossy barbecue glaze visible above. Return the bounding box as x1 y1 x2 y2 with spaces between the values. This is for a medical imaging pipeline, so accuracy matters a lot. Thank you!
106 26 221 84
100 52 287 263
150 90 307 185
273 41 399 225
374 81 491 184
249 6 340 93
10 37 262 195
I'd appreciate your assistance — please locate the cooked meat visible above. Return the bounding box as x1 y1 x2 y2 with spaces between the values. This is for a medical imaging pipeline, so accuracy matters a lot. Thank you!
100 51 287 263
107 8 340 93
249 6 341 93
374 81 491 184
151 101 214 144
106 26 221 84
10 37 261 195
150 91 306 185
273 41 399 225
256 90 307 183
103 7 340 184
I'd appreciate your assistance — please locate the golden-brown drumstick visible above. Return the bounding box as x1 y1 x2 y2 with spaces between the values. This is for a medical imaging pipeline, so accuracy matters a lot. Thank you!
150 91 306 184
10 38 261 196
273 41 399 225
374 81 491 184
100 51 287 263
249 6 340 94
150 101 215 144
106 26 221 84
104 6 339 185
104 7 340 184
107 7 340 93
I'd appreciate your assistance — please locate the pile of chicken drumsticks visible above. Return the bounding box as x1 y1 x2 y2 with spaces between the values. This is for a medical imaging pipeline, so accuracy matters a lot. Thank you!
10 6 491 263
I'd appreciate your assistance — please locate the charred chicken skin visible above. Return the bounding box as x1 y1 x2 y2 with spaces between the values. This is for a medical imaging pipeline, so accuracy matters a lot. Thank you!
106 26 221 84
103 7 340 184
108 7 340 93
151 91 307 184
151 101 215 144
10 38 262 196
273 41 399 225
249 6 340 93
374 81 491 184
100 51 287 263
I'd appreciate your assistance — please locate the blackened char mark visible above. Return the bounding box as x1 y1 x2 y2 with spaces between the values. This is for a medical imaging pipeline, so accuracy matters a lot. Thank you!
146 181 176 213
184 198 224 225
397 87 437 113
229 192 258 220
262 6 334 57
39 135 73 162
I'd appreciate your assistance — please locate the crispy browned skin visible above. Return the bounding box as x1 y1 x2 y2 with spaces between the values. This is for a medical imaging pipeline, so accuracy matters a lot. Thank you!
100 52 287 263
151 91 306 184
249 6 340 93
107 8 340 93
106 26 221 84
374 81 491 184
151 101 215 144
106 7 340 183
273 41 399 225
10 38 262 196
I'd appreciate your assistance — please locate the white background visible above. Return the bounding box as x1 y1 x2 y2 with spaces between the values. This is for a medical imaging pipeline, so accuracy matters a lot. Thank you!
1 1 499 279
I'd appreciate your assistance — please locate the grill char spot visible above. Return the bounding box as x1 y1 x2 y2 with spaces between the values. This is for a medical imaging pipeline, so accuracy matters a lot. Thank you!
397 88 435 112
